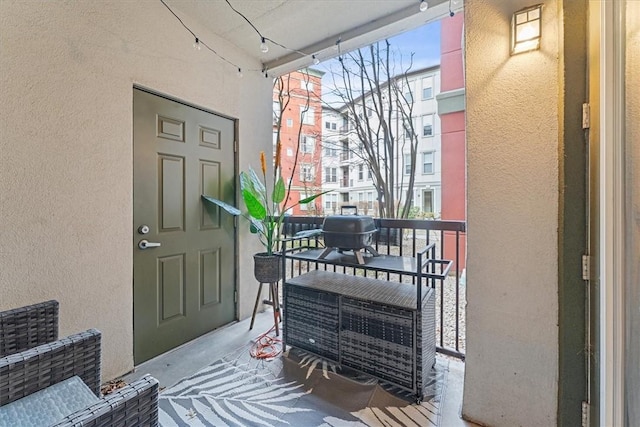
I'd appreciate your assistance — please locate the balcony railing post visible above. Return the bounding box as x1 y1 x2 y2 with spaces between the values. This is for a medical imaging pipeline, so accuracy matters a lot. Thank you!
280 215 466 360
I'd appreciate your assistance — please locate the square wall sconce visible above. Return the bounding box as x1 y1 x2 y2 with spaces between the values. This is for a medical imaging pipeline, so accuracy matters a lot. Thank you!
511 4 542 55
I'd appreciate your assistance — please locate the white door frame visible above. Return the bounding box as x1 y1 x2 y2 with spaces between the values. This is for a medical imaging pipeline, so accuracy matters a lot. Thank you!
598 1 625 425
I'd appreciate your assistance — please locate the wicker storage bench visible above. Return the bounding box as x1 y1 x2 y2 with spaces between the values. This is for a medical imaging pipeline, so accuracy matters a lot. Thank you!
283 269 435 402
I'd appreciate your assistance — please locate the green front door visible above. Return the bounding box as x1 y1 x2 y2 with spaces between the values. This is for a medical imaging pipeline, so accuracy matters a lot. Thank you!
133 88 236 364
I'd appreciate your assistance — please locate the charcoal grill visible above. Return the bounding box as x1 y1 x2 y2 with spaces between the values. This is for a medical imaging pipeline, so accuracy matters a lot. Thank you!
319 214 379 264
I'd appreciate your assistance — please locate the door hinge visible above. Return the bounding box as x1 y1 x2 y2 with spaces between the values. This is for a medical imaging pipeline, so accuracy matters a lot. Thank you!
234 140 238 153
234 290 237 303
582 254 590 281
233 216 238 228
581 401 590 427
582 103 590 129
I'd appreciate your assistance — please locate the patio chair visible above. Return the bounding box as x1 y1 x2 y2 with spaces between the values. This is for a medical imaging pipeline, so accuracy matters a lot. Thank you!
0 300 159 426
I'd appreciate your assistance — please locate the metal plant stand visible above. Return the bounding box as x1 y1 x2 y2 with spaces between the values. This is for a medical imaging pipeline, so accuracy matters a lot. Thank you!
250 280 281 336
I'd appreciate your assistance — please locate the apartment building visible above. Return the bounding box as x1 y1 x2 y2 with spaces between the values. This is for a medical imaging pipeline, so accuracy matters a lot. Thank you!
272 68 324 215
321 66 442 218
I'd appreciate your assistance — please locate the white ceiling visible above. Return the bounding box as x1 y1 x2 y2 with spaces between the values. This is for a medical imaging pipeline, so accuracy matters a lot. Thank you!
166 0 455 75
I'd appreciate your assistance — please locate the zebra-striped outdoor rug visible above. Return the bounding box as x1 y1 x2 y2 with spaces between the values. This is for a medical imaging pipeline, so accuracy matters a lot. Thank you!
158 344 447 426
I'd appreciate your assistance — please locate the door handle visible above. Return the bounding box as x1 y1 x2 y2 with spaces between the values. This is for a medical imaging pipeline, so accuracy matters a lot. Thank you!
138 239 161 250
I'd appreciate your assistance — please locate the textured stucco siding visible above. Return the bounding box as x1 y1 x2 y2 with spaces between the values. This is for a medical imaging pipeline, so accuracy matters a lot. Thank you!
462 1 560 426
0 0 271 381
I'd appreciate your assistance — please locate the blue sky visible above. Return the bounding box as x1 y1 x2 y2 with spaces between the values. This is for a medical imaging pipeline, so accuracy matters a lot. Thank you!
386 20 441 70
317 21 441 106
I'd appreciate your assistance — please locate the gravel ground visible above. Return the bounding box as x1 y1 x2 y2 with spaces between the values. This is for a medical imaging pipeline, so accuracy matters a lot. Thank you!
283 234 467 359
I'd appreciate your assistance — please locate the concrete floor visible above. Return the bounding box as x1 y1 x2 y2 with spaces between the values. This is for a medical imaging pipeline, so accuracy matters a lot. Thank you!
123 310 480 426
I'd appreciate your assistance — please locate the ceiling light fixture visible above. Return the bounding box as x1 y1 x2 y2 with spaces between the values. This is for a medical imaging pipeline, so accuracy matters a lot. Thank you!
312 55 320 65
419 1 429 12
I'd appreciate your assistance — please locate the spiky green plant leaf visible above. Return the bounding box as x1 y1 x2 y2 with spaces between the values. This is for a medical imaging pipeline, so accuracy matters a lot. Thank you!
249 219 263 234
242 188 266 220
201 195 241 216
299 190 333 204
247 167 266 196
272 176 286 204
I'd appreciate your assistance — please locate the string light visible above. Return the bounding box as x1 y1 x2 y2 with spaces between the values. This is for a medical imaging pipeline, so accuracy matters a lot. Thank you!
448 0 455 16
163 0 434 78
160 0 258 75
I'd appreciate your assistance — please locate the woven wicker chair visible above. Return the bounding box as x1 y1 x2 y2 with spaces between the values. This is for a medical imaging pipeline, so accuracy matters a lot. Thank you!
0 300 159 426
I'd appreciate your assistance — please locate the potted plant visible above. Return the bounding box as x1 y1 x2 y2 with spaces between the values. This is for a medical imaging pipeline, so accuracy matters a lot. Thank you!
202 144 328 283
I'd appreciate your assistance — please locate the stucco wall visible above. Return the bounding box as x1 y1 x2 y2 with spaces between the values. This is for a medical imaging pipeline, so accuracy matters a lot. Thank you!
0 0 271 380
462 1 559 425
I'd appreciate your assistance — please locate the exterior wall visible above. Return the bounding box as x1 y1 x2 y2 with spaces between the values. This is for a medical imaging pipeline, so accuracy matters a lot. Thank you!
273 69 324 215
0 0 271 381
462 0 560 426
441 14 466 92
439 13 467 271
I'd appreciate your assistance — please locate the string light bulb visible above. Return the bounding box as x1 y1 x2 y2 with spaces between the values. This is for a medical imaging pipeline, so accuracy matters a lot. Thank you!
419 1 429 12
334 38 341 51
260 37 269 53
193 37 201 50
237 68 243 78
312 55 320 65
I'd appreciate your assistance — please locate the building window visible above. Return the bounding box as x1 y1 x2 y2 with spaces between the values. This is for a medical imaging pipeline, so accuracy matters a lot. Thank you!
325 167 337 183
405 91 413 103
403 121 414 139
422 76 433 100
325 121 331 129
367 168 372 180
422 114 434 137
324 145 338 157
286 148 293 156
331 123 337 130
301 106 315 125
422 151 434 174
324 193 338 212
358 164 364 181
301 135 315 153
422 190 434 213
366 192 374 210
404 154 413 175
273 101 280 123
300 164 314 182
301 80 314 93
286 118 293 127
341 192 349 202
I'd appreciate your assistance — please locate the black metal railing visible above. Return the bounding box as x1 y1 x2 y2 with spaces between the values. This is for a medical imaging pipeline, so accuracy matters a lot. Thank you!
281 215 467 360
